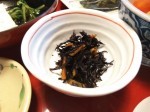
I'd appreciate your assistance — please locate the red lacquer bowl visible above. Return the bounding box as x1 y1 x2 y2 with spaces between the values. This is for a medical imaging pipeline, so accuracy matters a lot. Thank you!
0 0 58 48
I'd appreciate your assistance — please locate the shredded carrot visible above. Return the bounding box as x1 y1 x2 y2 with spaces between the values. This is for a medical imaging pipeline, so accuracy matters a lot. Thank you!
69 44 85 56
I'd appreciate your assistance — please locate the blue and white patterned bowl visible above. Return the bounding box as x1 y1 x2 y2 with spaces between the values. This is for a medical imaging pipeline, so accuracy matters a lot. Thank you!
119 0 150 66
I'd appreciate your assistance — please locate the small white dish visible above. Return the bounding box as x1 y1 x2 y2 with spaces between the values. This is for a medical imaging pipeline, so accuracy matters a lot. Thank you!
133 96 150 112
0 57 31 112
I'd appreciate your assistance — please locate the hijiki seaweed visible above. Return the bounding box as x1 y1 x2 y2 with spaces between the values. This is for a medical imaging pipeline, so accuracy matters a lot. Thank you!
50 31 113 88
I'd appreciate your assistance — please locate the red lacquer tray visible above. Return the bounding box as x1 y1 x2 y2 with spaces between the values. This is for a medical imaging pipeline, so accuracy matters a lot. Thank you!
0 1 150 112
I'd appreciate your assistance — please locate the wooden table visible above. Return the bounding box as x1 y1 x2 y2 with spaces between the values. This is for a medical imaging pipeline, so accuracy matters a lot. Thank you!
0 1 150 112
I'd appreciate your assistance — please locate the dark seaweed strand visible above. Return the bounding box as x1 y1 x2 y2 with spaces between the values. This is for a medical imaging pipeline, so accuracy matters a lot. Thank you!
50 31 113 88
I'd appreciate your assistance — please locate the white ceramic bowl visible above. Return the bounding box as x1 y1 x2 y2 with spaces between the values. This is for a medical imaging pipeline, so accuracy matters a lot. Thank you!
0 57 31 111
119 0 150 66
21 9 142 97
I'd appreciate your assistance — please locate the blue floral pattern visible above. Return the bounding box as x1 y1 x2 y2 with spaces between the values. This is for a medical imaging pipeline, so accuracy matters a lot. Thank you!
119 2 150 66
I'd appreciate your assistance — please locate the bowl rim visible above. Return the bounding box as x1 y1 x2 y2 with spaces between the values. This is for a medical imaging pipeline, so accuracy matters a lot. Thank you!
21 9 142 97
121 0 150 22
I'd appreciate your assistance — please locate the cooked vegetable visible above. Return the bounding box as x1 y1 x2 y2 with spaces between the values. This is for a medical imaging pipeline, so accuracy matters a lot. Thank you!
80 0 120 11
50 31 113 88
147 11 150 16
8 0 45 25
132 0 150 13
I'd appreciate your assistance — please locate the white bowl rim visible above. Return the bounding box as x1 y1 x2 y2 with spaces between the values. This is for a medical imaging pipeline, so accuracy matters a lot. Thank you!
21 9 142 97
121 0 150 22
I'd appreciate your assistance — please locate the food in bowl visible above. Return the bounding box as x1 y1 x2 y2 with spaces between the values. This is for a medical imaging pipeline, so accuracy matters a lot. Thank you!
119 0 150 66
50 31 113 88
131 0 150 14
80 0 120 11
8 0 45 25
0 0 58 48
0 0 56 30
21 9 142 97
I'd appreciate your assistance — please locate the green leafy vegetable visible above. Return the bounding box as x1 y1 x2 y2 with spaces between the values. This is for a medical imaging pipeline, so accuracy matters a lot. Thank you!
8 0 45 25
80 0 120 11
